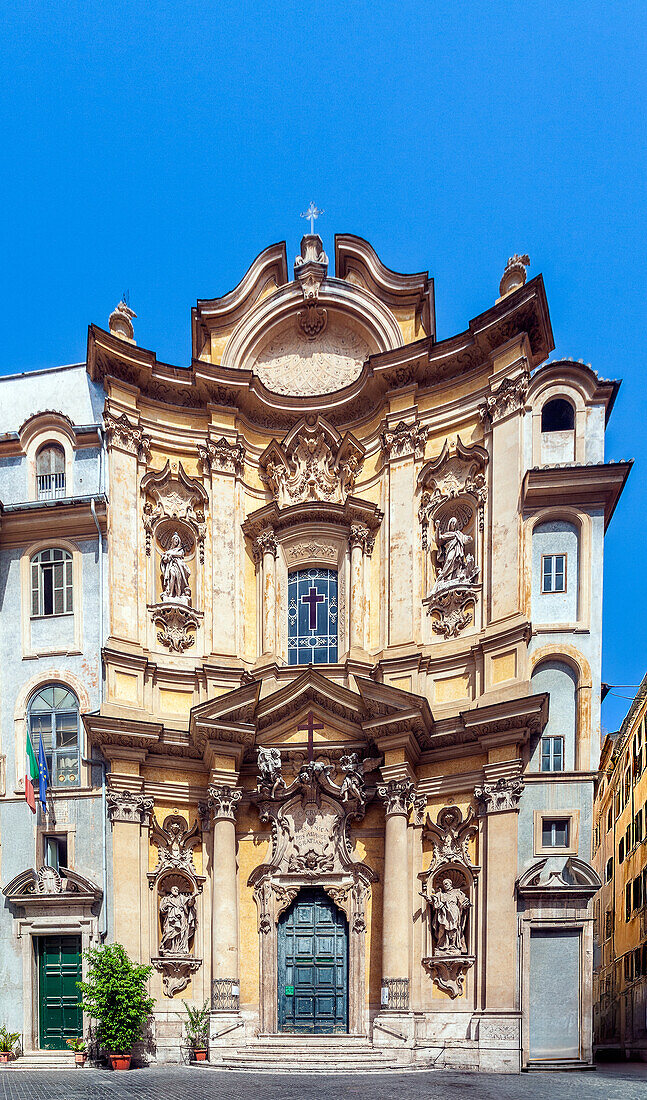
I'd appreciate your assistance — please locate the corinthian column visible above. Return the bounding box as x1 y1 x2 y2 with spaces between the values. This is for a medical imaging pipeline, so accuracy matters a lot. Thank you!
377 779 414 1010
348 524 371 652
254 528 277 656
207 784 242 1013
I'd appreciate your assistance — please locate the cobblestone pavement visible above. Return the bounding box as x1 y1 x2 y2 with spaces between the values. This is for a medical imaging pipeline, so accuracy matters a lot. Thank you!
0 1064 646 1100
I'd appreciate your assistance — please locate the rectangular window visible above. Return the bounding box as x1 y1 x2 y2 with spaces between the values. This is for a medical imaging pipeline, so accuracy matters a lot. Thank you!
540 736 564 772
607 807 613 832
632 876 642 911
623 767 631 806
624 953 633 982
605 858 613 883
626 882 632 922
287 568 338 666
31 550 73 618
44 835 68 872
541 553 566 593
605 909 613 939
615 793 621 819
542 818 570 848
626 824 632 852
635 809 643 845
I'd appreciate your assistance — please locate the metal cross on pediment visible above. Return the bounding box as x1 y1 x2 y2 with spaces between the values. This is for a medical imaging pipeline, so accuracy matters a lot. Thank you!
298 711 324 762
301 201 324 234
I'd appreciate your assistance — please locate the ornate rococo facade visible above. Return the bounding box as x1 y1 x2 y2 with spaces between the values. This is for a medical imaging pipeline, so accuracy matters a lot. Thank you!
83 237 629 1070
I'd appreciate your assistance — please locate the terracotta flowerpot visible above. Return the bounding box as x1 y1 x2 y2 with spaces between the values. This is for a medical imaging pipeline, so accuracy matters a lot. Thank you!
74 1053 87 1067
109 1053 132 1071
0 1053 10 1064
193 1048 208 1061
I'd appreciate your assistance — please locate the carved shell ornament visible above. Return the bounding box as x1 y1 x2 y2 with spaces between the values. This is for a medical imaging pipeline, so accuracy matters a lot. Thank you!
251 320 371 397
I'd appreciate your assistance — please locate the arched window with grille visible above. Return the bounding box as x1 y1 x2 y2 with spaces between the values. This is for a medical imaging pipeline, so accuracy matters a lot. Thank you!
36 443 66 499
28 685 80 788
31 548 73 617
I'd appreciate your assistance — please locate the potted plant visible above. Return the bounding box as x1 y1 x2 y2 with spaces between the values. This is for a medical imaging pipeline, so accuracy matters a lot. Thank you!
77 943 154 1071
0 1027 20 1063
181 1000 209 1061
66 1037 88 1066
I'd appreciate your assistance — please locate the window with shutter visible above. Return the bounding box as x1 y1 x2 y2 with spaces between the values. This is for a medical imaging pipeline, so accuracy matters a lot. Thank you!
30 549 73 617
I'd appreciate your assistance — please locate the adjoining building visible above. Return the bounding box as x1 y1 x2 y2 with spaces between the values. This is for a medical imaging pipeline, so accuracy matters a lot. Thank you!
593 676 647 1059
0 365 110 1058
81 234 628 1072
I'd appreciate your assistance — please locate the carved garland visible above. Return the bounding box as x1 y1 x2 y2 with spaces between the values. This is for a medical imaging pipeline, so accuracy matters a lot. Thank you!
259 416 365 508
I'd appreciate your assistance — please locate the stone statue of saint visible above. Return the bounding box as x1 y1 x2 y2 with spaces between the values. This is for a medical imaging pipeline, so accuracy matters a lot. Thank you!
435 517 475 587
161 532 191 602
430 877 470 954
159 885 196 955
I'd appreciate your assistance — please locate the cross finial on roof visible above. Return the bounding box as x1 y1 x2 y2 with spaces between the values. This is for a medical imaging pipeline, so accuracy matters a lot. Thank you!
301 201 324 234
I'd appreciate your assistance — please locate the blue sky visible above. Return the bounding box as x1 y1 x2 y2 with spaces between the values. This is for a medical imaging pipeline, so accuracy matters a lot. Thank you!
1 2 644 732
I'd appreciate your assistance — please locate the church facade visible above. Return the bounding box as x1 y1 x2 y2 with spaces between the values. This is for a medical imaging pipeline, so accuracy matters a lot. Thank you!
1 230 628 1071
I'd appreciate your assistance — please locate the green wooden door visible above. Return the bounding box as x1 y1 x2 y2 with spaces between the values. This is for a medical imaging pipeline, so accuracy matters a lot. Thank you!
278 889 348 1034
38 936 82 1050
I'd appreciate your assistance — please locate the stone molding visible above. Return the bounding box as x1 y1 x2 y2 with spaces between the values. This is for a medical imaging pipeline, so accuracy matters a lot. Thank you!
474 776 524 815
380 420 428 462
198 437 245 476
104 410 151 463
377 778 415 817
107 789 154 825
479 368 530 429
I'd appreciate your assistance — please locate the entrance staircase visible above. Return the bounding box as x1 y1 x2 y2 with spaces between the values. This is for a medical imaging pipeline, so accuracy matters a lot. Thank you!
6 1050 77 1070
209 1034 410 1074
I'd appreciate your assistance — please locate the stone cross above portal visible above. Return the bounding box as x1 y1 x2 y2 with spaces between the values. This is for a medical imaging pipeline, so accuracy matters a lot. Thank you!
301 201 324 234
302 585 325 630
298 711 324 762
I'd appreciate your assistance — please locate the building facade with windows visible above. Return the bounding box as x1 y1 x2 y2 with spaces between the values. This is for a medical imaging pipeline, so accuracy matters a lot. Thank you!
0 364 110 1056
593 675 647 1059
78 235 628 1072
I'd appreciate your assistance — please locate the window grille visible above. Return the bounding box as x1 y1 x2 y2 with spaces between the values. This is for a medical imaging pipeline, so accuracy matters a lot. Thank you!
381 978 409 1010
287 568 338 665
211 978 239 1011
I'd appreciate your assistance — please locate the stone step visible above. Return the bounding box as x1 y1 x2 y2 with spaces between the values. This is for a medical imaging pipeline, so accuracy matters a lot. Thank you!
6 1051 78 1070
215 1059 409 1074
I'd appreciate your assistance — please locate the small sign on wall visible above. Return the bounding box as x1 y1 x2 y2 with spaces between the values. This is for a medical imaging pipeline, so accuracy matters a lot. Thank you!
285 985 294 996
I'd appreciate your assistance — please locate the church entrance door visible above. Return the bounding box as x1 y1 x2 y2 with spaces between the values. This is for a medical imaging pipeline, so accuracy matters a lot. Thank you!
37 935 83 1050
277 888 348 1033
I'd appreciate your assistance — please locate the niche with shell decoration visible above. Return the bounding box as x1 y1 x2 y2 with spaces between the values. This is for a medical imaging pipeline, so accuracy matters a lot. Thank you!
417 438 488 639
148 811 205 998
419 804 480 998
141 462 208 652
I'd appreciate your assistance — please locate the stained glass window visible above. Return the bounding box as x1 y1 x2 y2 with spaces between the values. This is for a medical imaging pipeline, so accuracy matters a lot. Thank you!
288 568 338 665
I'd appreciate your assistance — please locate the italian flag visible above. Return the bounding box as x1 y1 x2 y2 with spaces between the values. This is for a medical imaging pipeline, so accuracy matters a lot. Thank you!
25 731 38 813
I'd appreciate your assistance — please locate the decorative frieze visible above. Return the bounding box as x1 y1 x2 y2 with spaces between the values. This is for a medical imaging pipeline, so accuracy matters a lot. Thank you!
198 438 245 476
474 776 524 815
479 368 530 429
104 410 151 463
377 779 415 817
285 542 338 565
381 420 428 462
107 789 154 825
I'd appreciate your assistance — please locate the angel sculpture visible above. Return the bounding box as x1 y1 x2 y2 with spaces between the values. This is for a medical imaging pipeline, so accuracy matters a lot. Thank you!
339 752 381 805
257 746 285 797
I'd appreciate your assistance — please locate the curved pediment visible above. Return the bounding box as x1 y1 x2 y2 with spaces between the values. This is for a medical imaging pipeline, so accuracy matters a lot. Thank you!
3 865 102 908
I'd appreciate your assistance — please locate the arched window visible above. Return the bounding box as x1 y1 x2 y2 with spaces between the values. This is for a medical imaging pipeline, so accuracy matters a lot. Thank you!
541 398 575 433
31 548 73 617
531 660 578 771
28 684 80 788
288 568 338 665
36 443 66 499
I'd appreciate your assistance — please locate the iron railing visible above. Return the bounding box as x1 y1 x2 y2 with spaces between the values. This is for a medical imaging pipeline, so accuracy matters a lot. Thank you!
380 977 409 1010
211 977 240 1011
37 473 66 500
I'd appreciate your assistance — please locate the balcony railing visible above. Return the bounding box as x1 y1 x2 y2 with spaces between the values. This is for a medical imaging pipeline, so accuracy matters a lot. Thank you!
37 473 66 500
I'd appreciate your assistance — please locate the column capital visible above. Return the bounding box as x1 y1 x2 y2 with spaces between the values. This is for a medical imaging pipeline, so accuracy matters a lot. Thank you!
204 784 243 823
253 526 277 563
377 779 415 817
107 789 154 826
348 523 375 555
474 776 524 816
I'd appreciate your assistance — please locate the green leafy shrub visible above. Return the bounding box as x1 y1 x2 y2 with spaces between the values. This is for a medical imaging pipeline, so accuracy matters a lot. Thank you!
65 1037 87 1053
0 1026 20 1054
77 944 154 1055
181 1001 209 1048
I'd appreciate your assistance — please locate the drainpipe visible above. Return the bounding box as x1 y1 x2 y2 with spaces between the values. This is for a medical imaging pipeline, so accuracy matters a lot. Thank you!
90 494 108 939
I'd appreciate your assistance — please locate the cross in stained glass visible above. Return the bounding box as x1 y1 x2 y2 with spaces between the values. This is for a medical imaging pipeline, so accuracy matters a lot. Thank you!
298 711 324 762
301 585 325 630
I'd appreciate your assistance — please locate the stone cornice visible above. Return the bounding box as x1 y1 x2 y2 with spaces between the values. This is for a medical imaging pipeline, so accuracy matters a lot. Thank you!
86 274 553 430
241 496 384 545
521 461 632 531
0 495 107 547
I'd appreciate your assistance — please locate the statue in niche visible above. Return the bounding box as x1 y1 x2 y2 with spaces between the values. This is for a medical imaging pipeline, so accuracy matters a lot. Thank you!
159 885 196 954
429 876 470 954
160 531 191 603
434 517 476 589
